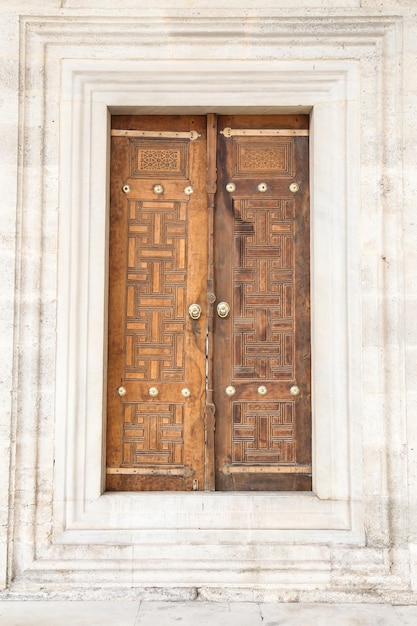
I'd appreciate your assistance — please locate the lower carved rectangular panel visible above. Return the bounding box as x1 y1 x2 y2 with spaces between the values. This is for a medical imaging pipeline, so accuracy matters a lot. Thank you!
122 402 184 466
232 401 295 464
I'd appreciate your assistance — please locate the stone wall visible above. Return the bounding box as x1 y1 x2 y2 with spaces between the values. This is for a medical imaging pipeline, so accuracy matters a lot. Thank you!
0 0 416 602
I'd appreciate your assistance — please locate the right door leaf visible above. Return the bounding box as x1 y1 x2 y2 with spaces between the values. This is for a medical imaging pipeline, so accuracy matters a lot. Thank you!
214 115 312 491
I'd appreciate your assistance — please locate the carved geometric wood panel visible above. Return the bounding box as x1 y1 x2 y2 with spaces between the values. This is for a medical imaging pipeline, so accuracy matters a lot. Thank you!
107 114 207 491
124 199 188 382
122 402 184 466
232 198 294 380
232 401 295 464
108 113 309 491
233 137 294 178
214 114 311 491
129 139 189 179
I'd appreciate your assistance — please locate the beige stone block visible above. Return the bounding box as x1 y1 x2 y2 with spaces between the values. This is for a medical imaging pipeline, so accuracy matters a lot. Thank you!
405 295 417 346
362 347 384 395
395 605 417 626
362 397 387 445
0 601 140 626
362 300 382 349
363 444 388 496
409 544 417 593
363 502 390 548
137 602 262 626
261 602 399 626
405 347 417 391
64 0 360 8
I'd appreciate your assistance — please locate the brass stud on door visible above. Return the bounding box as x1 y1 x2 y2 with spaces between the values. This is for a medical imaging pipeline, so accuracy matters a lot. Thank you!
226 183 236 193
181 388 191 398
289 183 299 193
117 386 127 397
153 184 164 195
122 184 131 194
290 385 300 396
184 185 194 195
225 386 236 397
149 387 159 397
258 386 268 396
257 182 268 192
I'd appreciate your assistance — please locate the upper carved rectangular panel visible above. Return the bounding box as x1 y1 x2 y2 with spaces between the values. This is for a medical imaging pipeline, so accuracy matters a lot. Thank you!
232 137 295 178
129 138 190 180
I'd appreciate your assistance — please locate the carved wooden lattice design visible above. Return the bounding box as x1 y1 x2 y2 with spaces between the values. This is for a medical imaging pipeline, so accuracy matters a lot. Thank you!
107 115 208 491
232 198 294 380
139 150 179 171
122 402 184 466
129 139 189 179
232 401 295 464
108 113 310 491
233 137 294 178
124 199 188 382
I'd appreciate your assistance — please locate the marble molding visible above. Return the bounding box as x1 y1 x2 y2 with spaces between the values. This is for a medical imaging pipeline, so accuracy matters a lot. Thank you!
1 3 416 603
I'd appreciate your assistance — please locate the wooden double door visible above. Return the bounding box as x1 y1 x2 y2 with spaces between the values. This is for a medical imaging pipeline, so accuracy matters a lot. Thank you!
106 114 311 492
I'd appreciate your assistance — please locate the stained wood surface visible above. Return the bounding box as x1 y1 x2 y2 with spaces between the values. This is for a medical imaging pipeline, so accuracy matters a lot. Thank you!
106 116 207 491
213 115 311 491
106 114 311 492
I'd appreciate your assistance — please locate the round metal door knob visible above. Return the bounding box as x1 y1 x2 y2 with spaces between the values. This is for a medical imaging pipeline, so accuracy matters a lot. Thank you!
289 183 299 193
149 387 159 397
122 184 131 194
217 302 230 318
153 184 164 195
226 182 236 193
117 386 127 397
181 388 191 398
258 385 268 396
188 303 202 320
257 182 268 192
184 185 194 195
225 386 236 397
290 385 300 396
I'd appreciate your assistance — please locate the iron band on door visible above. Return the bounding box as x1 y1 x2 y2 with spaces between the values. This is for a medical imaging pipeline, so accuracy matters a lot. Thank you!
106 114 311 492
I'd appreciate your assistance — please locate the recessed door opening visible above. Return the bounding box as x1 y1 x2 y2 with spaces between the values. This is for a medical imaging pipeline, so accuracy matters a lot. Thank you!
106 114 311 492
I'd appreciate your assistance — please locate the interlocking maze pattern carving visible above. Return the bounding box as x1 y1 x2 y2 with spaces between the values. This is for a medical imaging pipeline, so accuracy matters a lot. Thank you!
232 198 294 380
124 200 188 382
232 401 295 464
123 402 184 466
